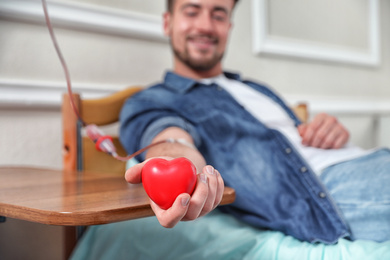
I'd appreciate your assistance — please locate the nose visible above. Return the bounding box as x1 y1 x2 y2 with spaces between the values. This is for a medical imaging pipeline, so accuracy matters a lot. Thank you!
194 12 215 33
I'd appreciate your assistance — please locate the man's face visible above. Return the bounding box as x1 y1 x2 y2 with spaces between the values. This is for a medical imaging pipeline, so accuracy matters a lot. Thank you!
164 0 234 74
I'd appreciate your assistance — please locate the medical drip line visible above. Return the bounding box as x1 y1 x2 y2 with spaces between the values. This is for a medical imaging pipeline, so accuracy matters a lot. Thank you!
42 0 85 126
41 0 179 162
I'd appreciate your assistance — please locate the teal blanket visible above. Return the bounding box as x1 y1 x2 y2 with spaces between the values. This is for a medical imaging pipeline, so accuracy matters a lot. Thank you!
70 210 390 260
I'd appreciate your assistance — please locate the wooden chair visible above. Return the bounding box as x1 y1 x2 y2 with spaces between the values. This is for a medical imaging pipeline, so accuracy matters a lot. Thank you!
62 86 142 259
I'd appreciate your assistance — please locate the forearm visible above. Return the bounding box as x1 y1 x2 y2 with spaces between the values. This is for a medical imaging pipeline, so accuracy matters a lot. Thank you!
145 126 207 172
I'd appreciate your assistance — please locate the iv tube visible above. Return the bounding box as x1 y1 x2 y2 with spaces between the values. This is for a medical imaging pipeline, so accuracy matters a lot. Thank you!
41 0 173 162
41 0 86 127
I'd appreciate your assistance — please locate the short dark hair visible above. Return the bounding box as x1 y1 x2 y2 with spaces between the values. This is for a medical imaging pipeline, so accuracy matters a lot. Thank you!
167 0 239 13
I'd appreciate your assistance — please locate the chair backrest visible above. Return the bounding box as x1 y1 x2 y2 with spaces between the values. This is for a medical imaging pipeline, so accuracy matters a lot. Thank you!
62 86 143 175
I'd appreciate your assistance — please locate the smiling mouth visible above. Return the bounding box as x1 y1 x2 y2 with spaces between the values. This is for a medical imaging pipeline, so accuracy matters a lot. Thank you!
187 35 218 49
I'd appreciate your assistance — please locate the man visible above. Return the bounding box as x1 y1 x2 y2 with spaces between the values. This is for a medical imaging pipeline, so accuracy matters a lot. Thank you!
120 0 390 243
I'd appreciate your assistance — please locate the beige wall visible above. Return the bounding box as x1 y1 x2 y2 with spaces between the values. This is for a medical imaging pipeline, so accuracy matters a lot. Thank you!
0 0 389 259
1 0 389 96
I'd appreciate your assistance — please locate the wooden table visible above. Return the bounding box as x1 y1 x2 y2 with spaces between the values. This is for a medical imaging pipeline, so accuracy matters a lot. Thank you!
0 167 236 226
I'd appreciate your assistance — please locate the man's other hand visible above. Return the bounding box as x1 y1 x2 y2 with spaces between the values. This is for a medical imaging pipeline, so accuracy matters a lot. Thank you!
298 113 350 149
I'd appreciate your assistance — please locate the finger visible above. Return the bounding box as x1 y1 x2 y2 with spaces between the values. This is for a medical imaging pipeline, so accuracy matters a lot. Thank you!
309 113 328 129
182 172 209 221
310 115 338 147
297 124 308 137
307 114 330 147
124 160 147 183
199 166 217 217
319 127 339 149
300 124 316 146
319 122 348 149
213 169 224 208
150 193 190 228
314 116 341 148
300 113 327 146
332 128 349 149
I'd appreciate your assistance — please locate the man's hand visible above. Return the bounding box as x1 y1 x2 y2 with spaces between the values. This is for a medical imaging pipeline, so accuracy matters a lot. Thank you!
297 113 349 149
124 158 224 228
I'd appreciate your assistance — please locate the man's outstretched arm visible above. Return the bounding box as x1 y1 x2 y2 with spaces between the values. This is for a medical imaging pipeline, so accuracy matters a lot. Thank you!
124 126 224 228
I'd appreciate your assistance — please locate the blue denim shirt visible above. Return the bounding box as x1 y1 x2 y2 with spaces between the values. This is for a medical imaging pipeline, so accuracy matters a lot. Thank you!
119 71 350 244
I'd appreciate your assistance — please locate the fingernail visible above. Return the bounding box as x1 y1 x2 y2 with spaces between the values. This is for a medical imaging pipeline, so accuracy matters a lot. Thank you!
200 173 208 183
206 166 215 175
181 197 190 207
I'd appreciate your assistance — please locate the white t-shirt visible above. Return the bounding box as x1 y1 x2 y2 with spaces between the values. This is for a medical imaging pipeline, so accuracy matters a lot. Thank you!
201 75 372 175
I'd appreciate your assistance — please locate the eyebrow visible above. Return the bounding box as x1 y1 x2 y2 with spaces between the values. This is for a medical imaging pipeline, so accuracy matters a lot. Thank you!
180 3 201 10
180 3 230 15
213 6 229 15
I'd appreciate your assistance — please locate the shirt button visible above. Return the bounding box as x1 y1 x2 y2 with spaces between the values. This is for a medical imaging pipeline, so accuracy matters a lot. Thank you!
319 192 326 198
300 166 307 173
285 148 292 154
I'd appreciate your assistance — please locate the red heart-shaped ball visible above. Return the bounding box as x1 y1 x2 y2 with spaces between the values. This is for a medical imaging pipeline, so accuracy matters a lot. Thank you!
142 157 197 210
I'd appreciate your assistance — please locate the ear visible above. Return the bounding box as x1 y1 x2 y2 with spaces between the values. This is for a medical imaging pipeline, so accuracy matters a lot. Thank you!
163 12 172 37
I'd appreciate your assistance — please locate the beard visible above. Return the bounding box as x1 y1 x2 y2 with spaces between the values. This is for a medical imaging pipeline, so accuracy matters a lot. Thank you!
171 36 225 72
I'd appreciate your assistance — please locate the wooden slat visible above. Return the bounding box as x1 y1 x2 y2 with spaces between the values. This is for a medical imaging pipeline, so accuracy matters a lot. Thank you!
62 93 81 171
292 103 309 123
81 87 143 125
82 137 127 175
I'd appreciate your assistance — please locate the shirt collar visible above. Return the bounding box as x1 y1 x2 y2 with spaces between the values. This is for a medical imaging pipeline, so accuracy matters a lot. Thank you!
164 71 242 93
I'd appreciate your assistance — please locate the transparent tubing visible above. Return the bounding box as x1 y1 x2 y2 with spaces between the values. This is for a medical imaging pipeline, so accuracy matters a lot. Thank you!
42 0 172 162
